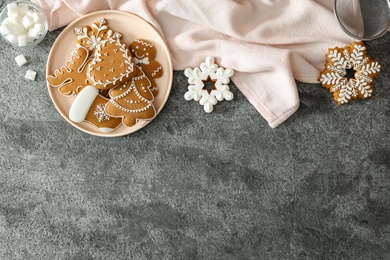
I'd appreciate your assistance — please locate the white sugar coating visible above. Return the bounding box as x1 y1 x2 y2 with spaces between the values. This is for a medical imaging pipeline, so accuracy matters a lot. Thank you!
18 34 27 46
32 23 45 34
25 70 37 81
6 2 19 15
21 15 34 29
17 3 29 15
15 54 28 67
5 34 18 44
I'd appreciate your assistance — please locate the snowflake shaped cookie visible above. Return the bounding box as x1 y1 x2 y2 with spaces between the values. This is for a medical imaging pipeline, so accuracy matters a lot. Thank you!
319 41 381 105
184 57 234 113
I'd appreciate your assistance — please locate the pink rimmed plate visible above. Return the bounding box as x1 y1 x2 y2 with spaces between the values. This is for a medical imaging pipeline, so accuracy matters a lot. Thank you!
46 10 173 137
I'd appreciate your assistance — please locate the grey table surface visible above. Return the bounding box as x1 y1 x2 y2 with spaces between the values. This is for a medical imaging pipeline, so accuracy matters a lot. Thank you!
1 1 390 259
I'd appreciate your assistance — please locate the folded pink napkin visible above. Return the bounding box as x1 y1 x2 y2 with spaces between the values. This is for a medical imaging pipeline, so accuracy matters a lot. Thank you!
34 0 354 127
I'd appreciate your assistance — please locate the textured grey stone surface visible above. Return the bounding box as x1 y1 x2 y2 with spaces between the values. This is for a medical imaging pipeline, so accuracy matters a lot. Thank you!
1 1 390 259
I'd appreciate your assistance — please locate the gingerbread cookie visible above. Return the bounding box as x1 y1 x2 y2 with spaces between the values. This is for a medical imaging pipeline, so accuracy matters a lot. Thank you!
105 66 156 127
319 41 382 105
69 86 122 133
47 44 90 96
87 37 136 90
74 18 122 52
129 39 163 96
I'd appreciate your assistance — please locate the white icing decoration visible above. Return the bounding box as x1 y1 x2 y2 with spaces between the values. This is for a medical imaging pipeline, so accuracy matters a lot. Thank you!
319 43 381 104
69 85 99 122
94 104 110 122
74 18 115 51
151 66 162 78
184 56 234 113
134 39 153 48
133 57 150 65
108 74 154 113
87 38 134 88
99 127 115 133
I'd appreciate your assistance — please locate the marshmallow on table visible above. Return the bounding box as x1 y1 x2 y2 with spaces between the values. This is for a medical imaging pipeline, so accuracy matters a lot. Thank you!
15 54 28 66
25 70 37 81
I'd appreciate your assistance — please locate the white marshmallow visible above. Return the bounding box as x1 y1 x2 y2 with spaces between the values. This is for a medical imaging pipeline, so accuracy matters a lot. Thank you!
25 70 37 81
0 25 10 36
6 2 19 15
11 23 25 35
32 23 45 34
15 54 28 67
21 15 34 29
5 34 18 44
27 29 39 42
17 3 29 15
8 13 22 24
32 12 44 24
1 17 13 29
18 34 27 46
24 10 35 18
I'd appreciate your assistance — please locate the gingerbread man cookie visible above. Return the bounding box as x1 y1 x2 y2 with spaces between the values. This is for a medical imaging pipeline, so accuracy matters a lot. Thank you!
105 66 156 127
129 39 163 96
47 44 90 96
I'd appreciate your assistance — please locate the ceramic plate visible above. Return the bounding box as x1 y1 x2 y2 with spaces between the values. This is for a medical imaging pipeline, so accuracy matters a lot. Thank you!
46 10 173 137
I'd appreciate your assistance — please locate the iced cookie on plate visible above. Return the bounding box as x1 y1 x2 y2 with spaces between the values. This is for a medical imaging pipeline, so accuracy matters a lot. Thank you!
47 44 90 96
74 18 122 52
69 86 122 133
129 39 163 96
87 37 136 90
105 66 156 127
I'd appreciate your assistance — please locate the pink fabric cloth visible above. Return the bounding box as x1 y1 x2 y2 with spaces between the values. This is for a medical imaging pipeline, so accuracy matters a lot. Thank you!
34 0 354 127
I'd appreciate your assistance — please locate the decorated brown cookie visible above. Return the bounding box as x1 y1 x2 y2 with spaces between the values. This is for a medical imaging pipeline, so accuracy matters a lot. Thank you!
68 86 122 133
74 18 122 52
319 41 382 105
105 66 156 127
129 39 163 96
47 45 90 96
87 37 136 90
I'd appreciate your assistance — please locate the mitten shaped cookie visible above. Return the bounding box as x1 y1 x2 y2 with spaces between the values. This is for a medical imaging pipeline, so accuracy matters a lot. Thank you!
47 45 90 96
87 37 136 90
129 39 163 96
105 66 156 127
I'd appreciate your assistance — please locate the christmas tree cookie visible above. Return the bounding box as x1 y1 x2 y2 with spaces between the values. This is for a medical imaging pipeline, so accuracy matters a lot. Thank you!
105 66 156 127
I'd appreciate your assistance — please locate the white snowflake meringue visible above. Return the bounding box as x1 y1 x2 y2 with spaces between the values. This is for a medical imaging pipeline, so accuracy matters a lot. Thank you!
184 56 234 113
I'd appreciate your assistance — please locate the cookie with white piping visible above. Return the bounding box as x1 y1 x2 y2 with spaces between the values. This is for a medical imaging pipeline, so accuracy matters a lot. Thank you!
87 37 137 90
69 85 122 133
105 66 156 127
47 44 90 96
129 39 163 96
74 18 122 52
319 41 382 105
